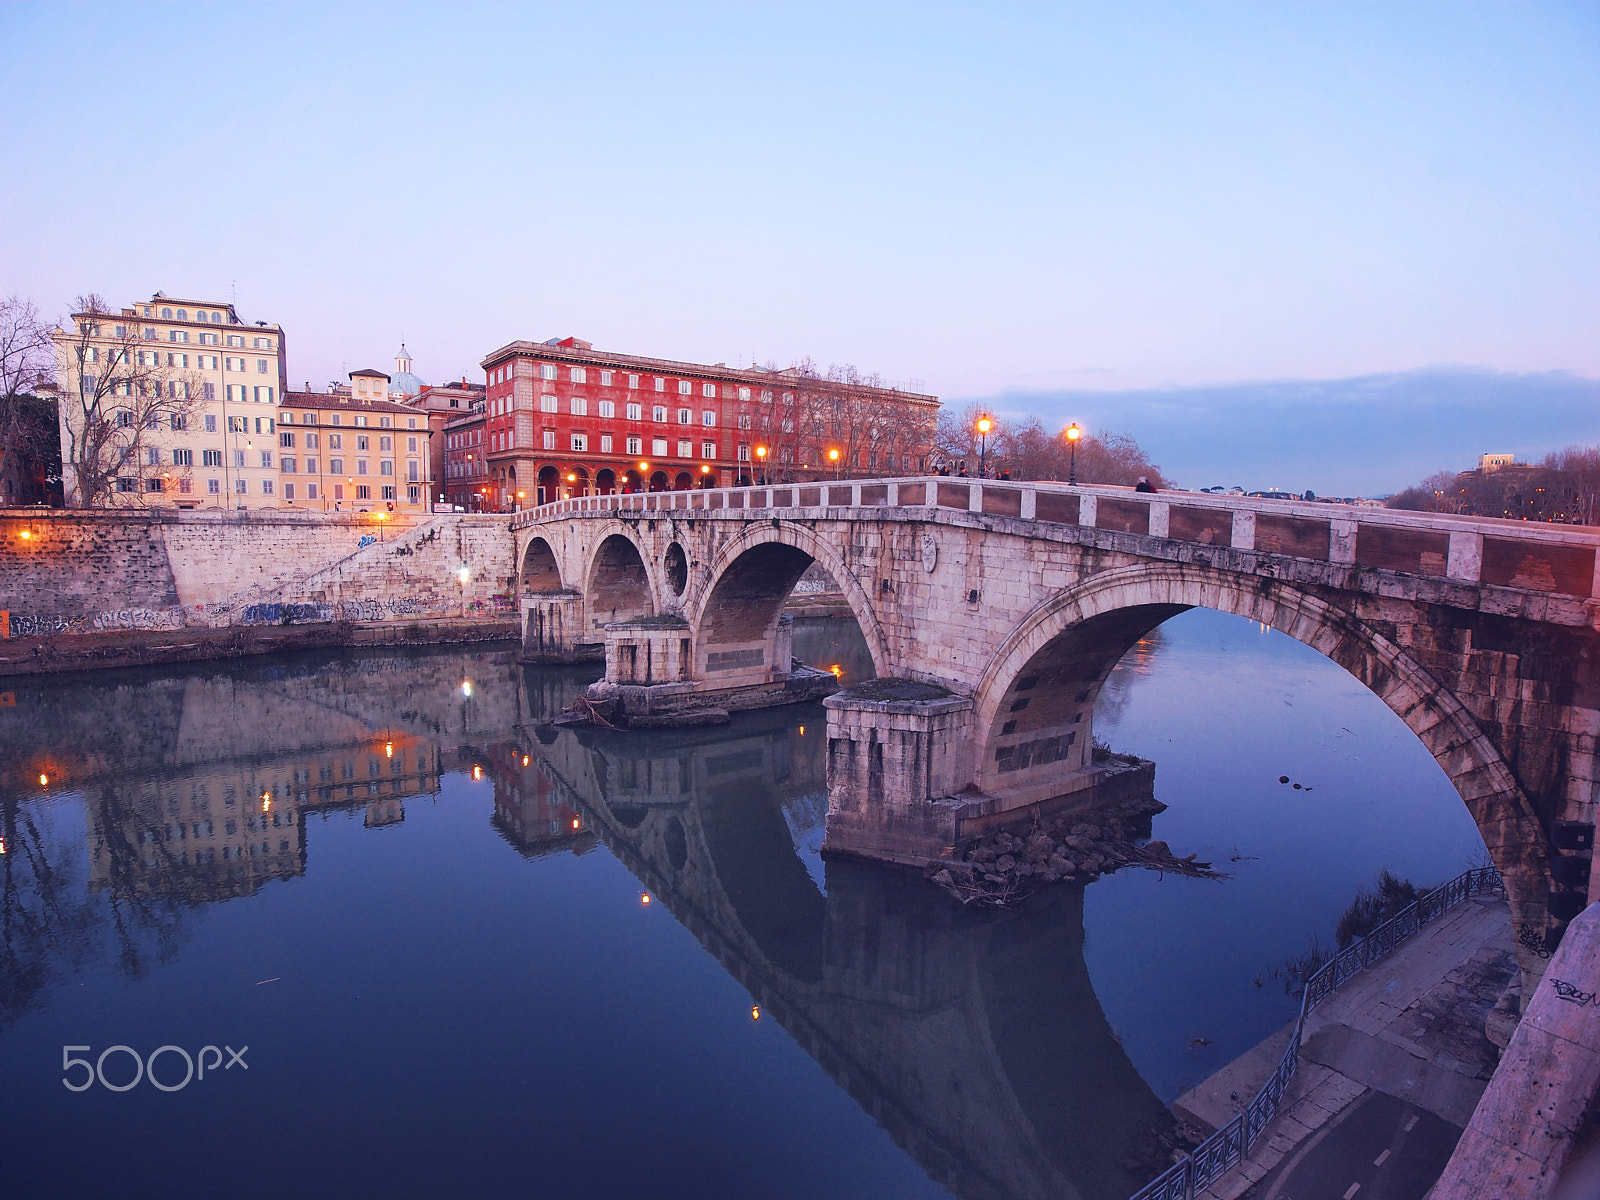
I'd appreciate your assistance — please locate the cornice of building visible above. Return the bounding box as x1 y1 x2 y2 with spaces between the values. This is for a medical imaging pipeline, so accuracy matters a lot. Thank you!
479 339 938 405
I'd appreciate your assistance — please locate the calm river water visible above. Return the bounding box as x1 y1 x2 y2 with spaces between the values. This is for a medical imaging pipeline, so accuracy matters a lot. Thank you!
0 611 1486 1200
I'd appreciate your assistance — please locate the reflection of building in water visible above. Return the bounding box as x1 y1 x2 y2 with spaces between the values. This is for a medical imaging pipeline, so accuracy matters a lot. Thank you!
479 742 597 858
86 730 440 902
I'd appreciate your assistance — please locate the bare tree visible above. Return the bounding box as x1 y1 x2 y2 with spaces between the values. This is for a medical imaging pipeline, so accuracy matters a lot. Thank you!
57 295 202 507
0 297 57 505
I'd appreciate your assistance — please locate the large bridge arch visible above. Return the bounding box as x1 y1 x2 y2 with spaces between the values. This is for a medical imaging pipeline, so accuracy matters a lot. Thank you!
970 561 1552 942
519 535 564 595
584 528 658 632
690 521 891 683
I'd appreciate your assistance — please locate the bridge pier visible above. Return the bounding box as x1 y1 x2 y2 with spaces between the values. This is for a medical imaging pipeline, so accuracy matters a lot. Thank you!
583 612 838 726
519 590 593 662
822 680 1153 864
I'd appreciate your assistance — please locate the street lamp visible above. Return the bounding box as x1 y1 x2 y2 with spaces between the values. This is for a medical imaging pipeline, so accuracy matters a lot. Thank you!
700 464 711 487
516 489 525 511
976 416 992 478
1065 422 1081 485
829 447 840 480
755 445 767 486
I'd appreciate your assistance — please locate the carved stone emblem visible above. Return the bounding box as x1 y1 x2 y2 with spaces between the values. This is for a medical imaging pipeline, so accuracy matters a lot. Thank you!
921 533 938 573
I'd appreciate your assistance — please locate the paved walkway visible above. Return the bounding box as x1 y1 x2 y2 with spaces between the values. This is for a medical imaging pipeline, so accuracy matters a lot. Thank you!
1172 894 1514 1200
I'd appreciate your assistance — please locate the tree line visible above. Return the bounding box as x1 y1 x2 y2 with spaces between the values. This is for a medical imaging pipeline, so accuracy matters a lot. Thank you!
1388 448 1600 525
933 401 1168 488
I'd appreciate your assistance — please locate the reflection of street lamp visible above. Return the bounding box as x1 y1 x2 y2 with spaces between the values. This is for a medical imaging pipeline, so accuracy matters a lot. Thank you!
829 447 840 480
976 416 992 479
755 445 767 486
1066 422 1081 485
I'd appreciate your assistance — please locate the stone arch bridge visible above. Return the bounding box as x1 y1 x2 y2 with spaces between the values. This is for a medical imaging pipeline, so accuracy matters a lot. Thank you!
509 477 1600 963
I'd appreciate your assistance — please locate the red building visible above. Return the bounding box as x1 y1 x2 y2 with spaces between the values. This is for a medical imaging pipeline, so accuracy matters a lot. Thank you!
441 404 488 511
477 336 938 509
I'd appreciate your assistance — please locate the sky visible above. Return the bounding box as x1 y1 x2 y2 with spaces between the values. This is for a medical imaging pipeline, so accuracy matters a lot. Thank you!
2 2 1596 495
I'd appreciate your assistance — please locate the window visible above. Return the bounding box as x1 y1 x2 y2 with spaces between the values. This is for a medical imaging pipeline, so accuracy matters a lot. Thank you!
169 330 189 343
702 382 716 398
208 479 221 494
146 447 162 466
260 451 273 469
333 484 344 500
628 374 640 389
626 402 641 420
256 360 269 375
738 413 752 430
380 460 393 475
203 449 223 467
407 436 417 452
408 485 421 503
677 408 691 425
253 337 271 350
308 484 319 500
116 410 132 428
702 410 716 427
599 434 613 453
330 414 341 426
677 440 693 457
280 431 294 447
599 370 613 386
171 413 187 431
652 405 667 422
382 486 396 500
541 364 557 380
330 458 343 474
145 477 164 492
284 483 295 500
652 438 667 456
626 436 642 455
570 397 587 416
379 435 392 451
328 433 342 449
598 400 614 418
304 412 317 425
702 441 716 459
570 367 586 384
738 387 751 401
654 377 666 392
305 458 317 474
255 386 274 403
407 460 419 482
571 433 588 452
357 436 369 451
737 444 750 461
282 458 296 473
226 335 244 348
678 380 691 395
540 395 558 413
235 478 247 494
178 479 193 494
542 430 556 450
356 485 370 500
262 479 274 495
116 477 136 493
355 415 367 427
199 332 218 345
407 417 417 429
357 460 368 476
173 448 193 466
379 417 391 430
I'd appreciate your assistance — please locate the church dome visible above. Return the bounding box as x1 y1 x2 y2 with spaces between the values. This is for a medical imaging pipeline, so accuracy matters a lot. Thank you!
390 343 426 398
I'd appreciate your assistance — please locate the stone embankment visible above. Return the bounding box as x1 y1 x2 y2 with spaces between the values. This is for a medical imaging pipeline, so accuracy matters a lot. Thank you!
0 508 520 674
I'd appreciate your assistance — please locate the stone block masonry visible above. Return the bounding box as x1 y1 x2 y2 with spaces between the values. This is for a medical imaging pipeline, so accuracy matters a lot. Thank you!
0 508 516 639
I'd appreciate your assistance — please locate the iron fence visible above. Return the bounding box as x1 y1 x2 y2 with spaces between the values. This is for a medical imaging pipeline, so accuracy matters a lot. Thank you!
1130 865 1502 1200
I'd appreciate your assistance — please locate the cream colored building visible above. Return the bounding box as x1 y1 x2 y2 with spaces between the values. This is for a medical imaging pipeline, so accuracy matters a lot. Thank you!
52 291 288 508
276 371 434 513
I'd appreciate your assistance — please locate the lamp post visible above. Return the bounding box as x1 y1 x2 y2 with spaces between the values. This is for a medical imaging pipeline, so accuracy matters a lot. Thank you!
700 464 711 488
755 445 767 486
516 489 525 511
638 460 649 493
976 416 992 479
829 448 840 480
1066 422 1081 485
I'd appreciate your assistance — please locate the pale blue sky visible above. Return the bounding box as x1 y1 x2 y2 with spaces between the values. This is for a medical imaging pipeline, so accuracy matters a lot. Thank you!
3 2 1596 492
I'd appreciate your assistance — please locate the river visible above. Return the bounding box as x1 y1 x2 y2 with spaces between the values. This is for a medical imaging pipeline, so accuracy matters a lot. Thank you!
0 610 1486 1200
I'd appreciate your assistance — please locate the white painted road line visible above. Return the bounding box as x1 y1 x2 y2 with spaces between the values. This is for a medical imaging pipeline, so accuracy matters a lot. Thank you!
1374 1148 1391 1166
1403 1114 1418 1132
1344 1184 1362 1199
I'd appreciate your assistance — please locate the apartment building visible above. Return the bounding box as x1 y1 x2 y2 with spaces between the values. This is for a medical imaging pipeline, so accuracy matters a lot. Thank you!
477 336 938 509
442 405 488 511
276 372 434 512
52 292 287 508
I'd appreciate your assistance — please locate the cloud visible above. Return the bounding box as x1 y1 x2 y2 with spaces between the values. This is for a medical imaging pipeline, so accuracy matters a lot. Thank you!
956 367 1600 497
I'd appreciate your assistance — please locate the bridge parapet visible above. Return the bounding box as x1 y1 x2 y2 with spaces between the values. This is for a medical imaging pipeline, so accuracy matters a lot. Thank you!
513 477 1600 613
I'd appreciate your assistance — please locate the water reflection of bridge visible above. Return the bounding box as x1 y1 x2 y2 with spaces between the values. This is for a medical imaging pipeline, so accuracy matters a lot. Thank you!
520 711 1182 1200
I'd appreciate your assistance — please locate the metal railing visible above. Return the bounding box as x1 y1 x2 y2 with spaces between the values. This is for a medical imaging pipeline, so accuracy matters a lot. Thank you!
1130 865 1503 1200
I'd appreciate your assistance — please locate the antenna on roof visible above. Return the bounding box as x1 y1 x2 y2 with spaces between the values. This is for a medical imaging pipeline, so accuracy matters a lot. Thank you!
230 280 238 306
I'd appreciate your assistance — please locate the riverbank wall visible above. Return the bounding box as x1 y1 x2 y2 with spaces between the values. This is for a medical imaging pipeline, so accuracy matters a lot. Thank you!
0 509 519 675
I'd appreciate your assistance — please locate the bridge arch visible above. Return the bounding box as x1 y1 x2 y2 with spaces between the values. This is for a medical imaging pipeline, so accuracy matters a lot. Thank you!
691 522 890 682
519 535 563 594
971 561 1549 931
584 529 657 631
